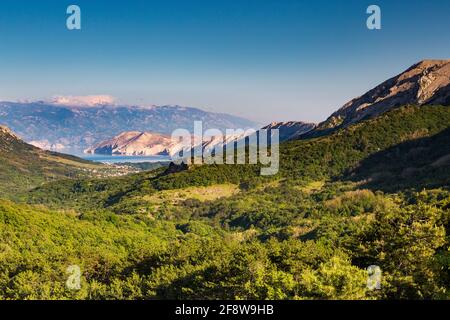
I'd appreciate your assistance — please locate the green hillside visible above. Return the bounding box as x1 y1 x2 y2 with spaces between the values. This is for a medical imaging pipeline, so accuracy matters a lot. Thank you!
348 127 450 191
28 105 450 212
0 126 128 199
146 105 450 191
280 105 450 179
2 185 449 299
2 104 450 300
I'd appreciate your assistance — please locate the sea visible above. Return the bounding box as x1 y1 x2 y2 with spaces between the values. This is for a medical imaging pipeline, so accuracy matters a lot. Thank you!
81 154 171 164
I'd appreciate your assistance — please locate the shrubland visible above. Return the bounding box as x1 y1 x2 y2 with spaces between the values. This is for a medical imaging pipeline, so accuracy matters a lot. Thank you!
1 105 449 299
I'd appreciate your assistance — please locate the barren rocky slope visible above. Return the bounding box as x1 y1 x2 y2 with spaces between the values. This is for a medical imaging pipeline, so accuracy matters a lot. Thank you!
312 60 450 134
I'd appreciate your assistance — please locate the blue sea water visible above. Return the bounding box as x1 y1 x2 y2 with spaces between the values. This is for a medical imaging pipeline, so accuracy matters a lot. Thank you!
82 155 171 164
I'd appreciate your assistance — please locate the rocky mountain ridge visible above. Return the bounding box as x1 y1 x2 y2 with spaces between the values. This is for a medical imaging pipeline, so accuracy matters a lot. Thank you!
85 130 250 157
311 59 450 135
262 121 316 141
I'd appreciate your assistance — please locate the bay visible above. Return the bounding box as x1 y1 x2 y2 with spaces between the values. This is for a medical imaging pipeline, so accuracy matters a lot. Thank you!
82 154 171 164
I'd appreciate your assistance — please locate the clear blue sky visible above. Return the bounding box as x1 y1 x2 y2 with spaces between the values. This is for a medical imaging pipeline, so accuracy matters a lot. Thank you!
0 0 449 123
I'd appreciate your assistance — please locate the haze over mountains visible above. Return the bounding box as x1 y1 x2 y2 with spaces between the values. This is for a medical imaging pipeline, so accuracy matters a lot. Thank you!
1 60 449 159
83 60 450 156
0 101 259 154
1 59 450 300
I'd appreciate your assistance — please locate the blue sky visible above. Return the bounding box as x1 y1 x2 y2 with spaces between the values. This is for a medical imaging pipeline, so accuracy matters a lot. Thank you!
0 0 449 123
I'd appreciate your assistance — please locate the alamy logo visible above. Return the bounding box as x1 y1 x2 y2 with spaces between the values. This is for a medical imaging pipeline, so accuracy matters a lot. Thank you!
367 265 382 290
171 122 279 176
66 265 81 290
67 5 81 30
366 5 381 30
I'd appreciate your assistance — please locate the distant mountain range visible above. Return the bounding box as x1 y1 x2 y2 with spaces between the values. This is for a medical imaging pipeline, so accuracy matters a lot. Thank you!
84 129 250 157
1 60 449 159
84 121 317 157
85 131 175 156
0 102 260 154
1 59 449 195
78 60 450 157
3 60 450 301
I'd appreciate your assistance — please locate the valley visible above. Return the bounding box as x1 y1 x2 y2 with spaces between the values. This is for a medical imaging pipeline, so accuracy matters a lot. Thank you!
0 60 449 300
0 125 145 199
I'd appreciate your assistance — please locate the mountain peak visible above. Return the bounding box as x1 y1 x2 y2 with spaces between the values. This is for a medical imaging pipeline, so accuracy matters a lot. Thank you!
314 59 450 133
0 125 18 139
262 121 316 141
84 131 173 156
411 59 449 68
50 95 117 107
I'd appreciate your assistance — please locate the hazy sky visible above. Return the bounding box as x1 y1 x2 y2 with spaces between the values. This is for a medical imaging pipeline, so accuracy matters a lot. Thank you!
0 0 449 123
